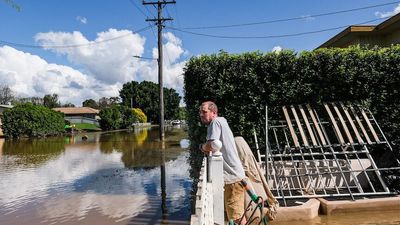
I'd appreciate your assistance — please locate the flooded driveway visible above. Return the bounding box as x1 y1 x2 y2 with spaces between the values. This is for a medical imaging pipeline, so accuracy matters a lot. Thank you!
0 127 191 225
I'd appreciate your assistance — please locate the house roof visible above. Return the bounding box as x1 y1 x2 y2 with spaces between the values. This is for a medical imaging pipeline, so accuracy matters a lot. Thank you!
317 12 400 48
53 107 99 115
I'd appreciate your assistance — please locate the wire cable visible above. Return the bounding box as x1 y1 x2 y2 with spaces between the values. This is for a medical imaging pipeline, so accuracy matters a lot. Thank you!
166 17 388 39
182 1 400 30
128 0 150 18
0 26 153 49
163 8 174 65
143 0 157 18
172 3 182 30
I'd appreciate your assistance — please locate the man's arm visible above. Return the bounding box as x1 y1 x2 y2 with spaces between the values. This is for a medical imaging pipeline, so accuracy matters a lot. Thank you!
201 139 223 153
200 140 214 153
202 119 222 153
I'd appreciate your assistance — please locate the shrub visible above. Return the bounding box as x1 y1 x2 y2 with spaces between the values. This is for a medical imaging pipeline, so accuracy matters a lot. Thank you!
99 106 123 130
120 105 136 128
132 108 147 123
1 103 64 138
99 105 147 130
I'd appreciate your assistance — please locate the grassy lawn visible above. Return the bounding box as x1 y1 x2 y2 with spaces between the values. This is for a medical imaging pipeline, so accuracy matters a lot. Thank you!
73 123 102 131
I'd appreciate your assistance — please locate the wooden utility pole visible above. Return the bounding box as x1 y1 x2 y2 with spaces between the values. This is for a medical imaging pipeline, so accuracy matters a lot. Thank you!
143 0 175 141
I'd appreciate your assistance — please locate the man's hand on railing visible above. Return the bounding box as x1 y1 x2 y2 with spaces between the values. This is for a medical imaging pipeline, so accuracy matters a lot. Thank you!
200 140 222 154
200 143 212 154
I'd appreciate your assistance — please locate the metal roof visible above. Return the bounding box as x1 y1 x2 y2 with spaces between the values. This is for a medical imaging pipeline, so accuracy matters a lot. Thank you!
53 107 99 115
317 12 400 48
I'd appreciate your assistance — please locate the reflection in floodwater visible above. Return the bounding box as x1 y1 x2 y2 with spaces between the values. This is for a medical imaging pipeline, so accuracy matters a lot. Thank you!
39 192 149 223
272 210 400 225
0 127 192 225
180 138 190 149
0 138 3 157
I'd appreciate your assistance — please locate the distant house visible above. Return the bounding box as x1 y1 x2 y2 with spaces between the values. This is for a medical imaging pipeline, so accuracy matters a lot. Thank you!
53 107 100 125
0 105 13 137
317 12 400 48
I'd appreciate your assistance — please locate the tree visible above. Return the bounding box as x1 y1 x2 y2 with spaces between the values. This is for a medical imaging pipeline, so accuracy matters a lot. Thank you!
62 103 75 107
98 96 120 109
177 107 187 120
120 81 140 108
119 81 181 123
0 84 14 104
164 87 180 120
12 97 43 105
43 94 60 108
82 99 99 109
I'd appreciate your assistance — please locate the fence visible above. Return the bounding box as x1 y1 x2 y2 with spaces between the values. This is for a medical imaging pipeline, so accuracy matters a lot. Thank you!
65 116 99 126
259 102 400 206
191 151 224 225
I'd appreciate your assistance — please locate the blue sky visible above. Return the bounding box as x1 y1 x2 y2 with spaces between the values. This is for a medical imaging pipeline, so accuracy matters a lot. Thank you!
0 0 399 106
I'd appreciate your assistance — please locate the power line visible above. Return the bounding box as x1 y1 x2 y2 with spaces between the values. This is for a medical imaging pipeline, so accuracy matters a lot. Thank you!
133 55 157 60
142 0 156 18
128 0 158 46
172 4 182 29
164 5 178 64
166 17 388 39
128 0 150 18
0 26 153 49
182 1 400 30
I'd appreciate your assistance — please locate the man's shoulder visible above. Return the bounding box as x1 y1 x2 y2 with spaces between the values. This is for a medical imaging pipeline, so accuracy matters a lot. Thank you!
213 117 226 122
209 117 230 128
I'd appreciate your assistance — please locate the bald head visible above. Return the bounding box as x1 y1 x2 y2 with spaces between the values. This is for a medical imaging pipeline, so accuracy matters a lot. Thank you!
199 101 218 124
201 101 218 114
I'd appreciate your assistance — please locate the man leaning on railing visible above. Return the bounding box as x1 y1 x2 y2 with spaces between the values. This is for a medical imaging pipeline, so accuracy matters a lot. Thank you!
199 101 247 225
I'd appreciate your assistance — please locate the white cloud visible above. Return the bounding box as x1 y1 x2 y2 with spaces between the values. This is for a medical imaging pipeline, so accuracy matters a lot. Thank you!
271 46 282 53
375 4 400 18
0 29 187 106
149 32 187 96
35 29 146 85
0 45 118 105
76 16 88 24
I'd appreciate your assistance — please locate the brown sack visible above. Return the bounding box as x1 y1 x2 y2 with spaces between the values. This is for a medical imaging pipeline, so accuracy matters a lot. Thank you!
235 136 279 222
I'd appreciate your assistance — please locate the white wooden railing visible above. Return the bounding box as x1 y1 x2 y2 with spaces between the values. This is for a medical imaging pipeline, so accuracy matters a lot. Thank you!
191 151 224 225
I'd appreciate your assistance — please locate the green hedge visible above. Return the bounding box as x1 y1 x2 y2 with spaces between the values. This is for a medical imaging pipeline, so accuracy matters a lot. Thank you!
184 46 400 150
1 103 65 138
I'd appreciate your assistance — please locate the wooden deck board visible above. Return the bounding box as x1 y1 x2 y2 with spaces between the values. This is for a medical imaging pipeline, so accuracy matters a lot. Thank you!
283 106 300 148
306 104 327 146
324 103 345 145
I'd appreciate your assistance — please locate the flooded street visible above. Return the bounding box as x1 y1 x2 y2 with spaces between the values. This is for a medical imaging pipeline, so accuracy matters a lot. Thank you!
0 127 192 225
271 210 400 225
1 126 399 225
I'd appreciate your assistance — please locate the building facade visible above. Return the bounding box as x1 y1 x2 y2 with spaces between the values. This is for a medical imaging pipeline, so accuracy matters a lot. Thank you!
53 107 100 125
318 13 400 48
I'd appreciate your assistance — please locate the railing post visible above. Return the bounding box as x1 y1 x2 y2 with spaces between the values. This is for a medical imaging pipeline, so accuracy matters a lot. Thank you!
207 153 212 183
210 151 224 225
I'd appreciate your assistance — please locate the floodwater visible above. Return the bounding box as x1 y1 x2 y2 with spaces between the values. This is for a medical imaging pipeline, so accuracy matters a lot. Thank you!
271 210 400 225
0 127 192 225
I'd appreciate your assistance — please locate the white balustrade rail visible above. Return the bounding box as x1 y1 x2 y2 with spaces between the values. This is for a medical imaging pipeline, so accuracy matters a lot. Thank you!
191 151 224 225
